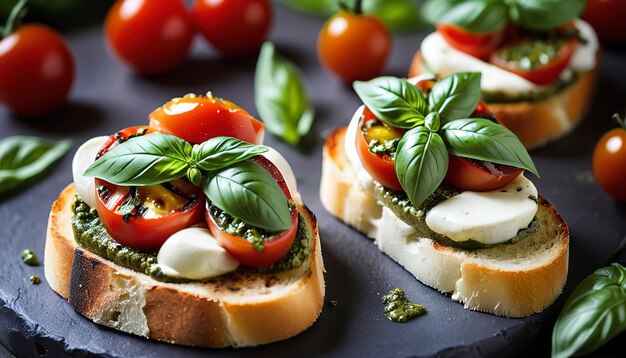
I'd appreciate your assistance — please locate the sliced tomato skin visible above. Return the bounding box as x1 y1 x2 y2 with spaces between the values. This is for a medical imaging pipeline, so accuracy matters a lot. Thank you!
205 156 298 267
489 39 578 86
355 108 403 191
437 24 503 60
444 154 523 191
149 96 265 144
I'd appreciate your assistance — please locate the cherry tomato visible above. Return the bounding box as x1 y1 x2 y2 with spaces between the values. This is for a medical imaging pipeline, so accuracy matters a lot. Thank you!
191 0 272 57
582 0 626 44
104 0 195 75
490 39 577 86
0 24 74 117
437 24 503 60
149 94 265 145
593 117 626 201
317 9 391 83
444 155 523 191
95 127 204 250
355 107 404 191
206 156 298 267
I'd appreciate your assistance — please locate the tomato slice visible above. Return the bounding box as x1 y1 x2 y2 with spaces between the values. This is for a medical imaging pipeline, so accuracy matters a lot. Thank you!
149 95 265 145
444 154 523 191
437 24 503 60
205 156 298 267
490 39 578 86
355 107 404 191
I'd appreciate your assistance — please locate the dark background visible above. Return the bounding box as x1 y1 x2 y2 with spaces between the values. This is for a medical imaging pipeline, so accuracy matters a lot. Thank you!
1 1 625 357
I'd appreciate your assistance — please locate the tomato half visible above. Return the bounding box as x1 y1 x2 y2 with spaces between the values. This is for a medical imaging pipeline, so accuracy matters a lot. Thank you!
437 24 503 60
593 126 626 201
149 95 265 144
205 156 298 267
0 24 74 117
104 0 195 75
490 39 577 86
444 154 523 191
317 10 391 83
191 0 272 57
355 107 404 191
94 126 204 250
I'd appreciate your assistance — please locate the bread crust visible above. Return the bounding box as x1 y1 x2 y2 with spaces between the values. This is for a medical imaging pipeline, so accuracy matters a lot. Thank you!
320 128 569 317
44 184 325 348
408 52 599 150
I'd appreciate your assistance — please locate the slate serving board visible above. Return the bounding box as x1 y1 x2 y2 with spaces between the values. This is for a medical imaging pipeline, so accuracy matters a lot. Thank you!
1 5 626 358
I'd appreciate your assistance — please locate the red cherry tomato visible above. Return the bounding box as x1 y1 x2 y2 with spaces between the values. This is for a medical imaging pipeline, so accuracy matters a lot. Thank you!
95 126 204 250
582 0 626 44
437 24 503 60
444 155 523 191
593 121 626 201
355 107 404 191
0 24 74 117
191 0 272 57
317 10 391 83
490 39 577 86
104 0 195 75
206 156 298 267
149 95 265 145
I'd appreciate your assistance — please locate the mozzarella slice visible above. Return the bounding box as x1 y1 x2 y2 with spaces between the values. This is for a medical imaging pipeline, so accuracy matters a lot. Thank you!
72 136 108 208
425 175 538 245
157 227 239 279
262 146 301 203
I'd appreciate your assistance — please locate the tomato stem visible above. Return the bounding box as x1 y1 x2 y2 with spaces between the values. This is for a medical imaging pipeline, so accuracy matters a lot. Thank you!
613 113 626 131
1 0 27 39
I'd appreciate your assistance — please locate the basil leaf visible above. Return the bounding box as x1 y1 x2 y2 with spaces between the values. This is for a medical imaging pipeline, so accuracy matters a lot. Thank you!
0 136 71 199
552 263 626 358
441 119 538 176
191 136 268 172
429 72 482 124
422 0 508 33
363 0 423 32
508 0 585 32
84 133 192 186
395 127 448 208
203 160 292 232
353 77 427 129
255 41 314 146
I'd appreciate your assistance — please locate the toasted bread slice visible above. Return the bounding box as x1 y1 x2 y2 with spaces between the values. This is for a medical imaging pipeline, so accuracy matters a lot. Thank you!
320 128 569 317
45 184 325 348
409 52 599 150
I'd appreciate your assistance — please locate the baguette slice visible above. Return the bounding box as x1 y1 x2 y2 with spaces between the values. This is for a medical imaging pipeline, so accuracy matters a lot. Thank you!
409 52 599 150
45 184 325 348
321 128 569 317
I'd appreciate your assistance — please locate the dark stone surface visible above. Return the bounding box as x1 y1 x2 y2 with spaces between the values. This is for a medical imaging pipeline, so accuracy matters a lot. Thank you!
1 4 625 358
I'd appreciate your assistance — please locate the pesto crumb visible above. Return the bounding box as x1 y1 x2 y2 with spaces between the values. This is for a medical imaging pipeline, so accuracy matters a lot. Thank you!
29 275 41 285
21 249 40 266
382 289 426 323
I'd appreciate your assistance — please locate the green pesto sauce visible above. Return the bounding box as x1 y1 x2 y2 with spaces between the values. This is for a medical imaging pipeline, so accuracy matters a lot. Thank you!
21 249 40 266
375 183 539 250
382 289 426 323
71 195 311 283
368 138 400 159
29 275 41 285
499 39 564 71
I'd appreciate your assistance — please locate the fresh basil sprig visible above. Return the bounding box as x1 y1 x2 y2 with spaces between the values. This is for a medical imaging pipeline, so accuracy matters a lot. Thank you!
423 0 585 33
552 263 626 358
354 72 537 208
0 136 72 199
255 41 314 146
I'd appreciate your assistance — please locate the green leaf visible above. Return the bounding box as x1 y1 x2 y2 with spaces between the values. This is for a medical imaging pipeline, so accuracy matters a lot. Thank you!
255 41 314 146
203 160 292 232
363 0 423 32
508 0 586 32
441 119 538 176
429 72 482 124
84 133 192 186
191 136 268 172
0 136 72 199
552 263 626 358
353 77 427 129
422 0 508 33
395 127 448 208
